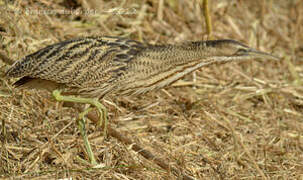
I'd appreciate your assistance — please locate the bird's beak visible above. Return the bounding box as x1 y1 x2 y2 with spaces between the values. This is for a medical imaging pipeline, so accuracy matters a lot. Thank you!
246 49 280 61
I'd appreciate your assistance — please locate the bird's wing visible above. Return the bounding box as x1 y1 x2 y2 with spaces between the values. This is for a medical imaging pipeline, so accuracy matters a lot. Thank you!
5 36 146 97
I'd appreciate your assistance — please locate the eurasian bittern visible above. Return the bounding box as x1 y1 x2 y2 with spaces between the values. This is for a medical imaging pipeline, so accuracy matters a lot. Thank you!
5 36 278 166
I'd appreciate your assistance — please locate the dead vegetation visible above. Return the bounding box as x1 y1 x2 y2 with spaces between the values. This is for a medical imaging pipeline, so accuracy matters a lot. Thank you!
0 0 303 179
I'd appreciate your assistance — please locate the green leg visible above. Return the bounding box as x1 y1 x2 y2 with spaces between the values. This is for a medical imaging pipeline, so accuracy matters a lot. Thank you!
52 90 108 166
78 108 97 165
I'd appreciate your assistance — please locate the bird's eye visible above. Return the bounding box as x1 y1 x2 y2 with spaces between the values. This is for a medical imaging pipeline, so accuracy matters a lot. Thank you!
235 48 248 55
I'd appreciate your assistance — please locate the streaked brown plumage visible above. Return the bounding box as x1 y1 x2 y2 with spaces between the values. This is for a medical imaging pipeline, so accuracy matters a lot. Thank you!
4 36 279 166
5 36 278 97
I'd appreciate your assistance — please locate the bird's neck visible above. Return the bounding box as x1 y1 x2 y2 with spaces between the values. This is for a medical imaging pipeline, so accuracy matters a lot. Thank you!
144 41 216 65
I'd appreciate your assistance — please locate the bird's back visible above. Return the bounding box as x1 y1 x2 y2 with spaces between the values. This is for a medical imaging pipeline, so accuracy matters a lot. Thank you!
6 36 147 97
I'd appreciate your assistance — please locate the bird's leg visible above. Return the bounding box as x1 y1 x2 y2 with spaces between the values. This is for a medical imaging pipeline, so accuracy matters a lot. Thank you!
52 90 108 133
52 89 108 166
78 107 97 165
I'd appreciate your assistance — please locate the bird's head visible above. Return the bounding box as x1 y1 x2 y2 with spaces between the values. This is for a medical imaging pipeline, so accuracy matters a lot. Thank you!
204 39 279 61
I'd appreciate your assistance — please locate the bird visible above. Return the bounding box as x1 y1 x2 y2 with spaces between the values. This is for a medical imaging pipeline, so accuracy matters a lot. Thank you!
5 36 279 166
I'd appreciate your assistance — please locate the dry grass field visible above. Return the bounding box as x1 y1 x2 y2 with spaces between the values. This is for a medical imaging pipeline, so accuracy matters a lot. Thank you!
0 0 303 179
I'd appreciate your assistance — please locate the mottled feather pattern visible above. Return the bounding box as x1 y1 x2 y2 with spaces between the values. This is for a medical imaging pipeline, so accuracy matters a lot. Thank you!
6 36 146 97
6 36 276 98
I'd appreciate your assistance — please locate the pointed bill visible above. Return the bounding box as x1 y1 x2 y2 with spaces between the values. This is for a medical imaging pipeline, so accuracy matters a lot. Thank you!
247 49 280 61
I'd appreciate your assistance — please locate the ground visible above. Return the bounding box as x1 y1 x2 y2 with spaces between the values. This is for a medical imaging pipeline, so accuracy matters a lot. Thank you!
0 0 303 179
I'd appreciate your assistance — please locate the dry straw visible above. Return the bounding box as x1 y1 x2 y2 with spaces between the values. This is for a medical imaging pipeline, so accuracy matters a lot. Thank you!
0 0 302 179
